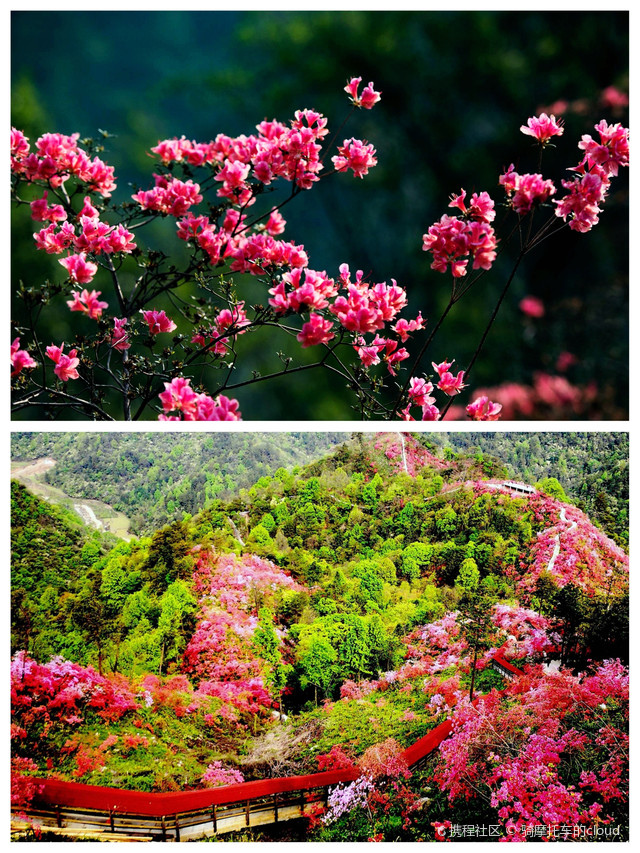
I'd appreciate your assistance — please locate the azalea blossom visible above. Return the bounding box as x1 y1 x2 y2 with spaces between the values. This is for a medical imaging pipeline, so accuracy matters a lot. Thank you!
58 252 98 285
297 313 335 347
520 112 564 144
110 317 131 351
46 343 80 381
30 190 67 223
11 338 37 377
466 395 502 420
141 309 177 335
422 199 498 277
578 120 629 177
436 370 467 396
332 138 377 178
67 289 108 320
500 166 556 215
158 377 242 421
344 77 381 109
431 359 466 395
408 376 435 408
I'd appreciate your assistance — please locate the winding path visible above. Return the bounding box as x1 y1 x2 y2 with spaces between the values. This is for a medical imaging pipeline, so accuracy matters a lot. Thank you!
543 505 577 575
397 431 409 473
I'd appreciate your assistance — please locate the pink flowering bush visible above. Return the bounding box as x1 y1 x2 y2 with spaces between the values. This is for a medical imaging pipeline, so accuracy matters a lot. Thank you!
520 494 629 597
182 552 301 722
434 660 628 835
201 760 244 788
10 80 628 420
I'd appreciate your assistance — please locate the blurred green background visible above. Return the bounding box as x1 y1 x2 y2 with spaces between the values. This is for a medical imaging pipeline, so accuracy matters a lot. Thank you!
11 10 629 420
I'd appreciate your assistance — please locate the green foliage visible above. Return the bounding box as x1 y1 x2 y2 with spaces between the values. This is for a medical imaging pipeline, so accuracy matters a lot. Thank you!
11 433 345 536
535 476 569 502
401 542 432 581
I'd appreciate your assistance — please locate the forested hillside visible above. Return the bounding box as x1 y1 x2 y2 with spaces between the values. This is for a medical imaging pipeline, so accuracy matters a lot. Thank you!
11 432 628 544
421 432 628 545
11 433 345 535
11 434 628 841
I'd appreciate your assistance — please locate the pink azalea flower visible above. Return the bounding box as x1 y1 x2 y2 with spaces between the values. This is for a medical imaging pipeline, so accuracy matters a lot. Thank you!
519 296 545 318
158 376 199 417
431 359 455 378
383 340 409 375
78 196 99 218
58 253 98 285
34 222 75 254
500 167 556 215
30 190 67 223
578 120 629 177
554 166 610 233
332 138 377 178
11 338 37 377
344 77 381 109
466 395 502 421
46 343 80 381
393 311 425 342
520 113 564 144
141 309 177 335
297 313 335 347
110 318 130 351
193 393 242 421
67 289 108 320
408 377 435 408
354 335 385 367
422 210 497 278
158 377 241 421
449 189 496 223
436 369 467 396
11 127 30 163
421 403 440 420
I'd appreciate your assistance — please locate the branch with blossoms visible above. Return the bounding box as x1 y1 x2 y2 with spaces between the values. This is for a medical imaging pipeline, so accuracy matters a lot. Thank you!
10 79 628 421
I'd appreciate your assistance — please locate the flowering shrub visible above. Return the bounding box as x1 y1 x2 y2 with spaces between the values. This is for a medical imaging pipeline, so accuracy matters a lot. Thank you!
316 744 356 772
201 760 244 787
11 652 138 733
434 660 628 835
10 79 628 420
183 552 301 721
10 757 43 809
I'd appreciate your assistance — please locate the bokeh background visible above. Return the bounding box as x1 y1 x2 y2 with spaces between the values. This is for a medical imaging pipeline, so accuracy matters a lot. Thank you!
11 10 629 420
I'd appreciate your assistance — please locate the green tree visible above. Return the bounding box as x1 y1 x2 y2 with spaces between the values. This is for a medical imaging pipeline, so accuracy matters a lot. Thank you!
155 580 196 675
298 633 337 705
535 477 568 502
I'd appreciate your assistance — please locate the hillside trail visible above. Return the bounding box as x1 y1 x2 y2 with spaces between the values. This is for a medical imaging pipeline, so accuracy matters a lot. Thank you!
544 504 577 573
397 431 409 473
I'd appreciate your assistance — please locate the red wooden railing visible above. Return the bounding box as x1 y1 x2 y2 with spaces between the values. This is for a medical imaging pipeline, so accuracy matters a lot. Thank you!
18 652 524 839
